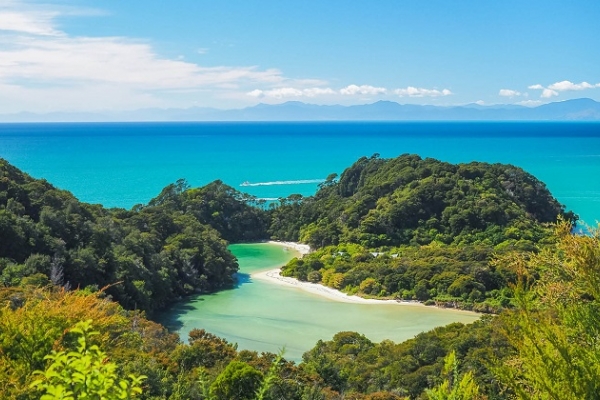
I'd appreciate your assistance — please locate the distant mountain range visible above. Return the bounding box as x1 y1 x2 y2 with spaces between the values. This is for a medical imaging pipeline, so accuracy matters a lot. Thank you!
2 98 600 122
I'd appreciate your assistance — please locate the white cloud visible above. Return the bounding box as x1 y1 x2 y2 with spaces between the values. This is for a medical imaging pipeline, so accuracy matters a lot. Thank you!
541 89 559 98
0 35 285 89
247 87 335 98
304 87 336 97
0 10 60 36
394 86 452 97
548 80 595 91
499 89 521 97
246 89 264 97
528 80 600 99
475 100 485 105
0 1 330 112
340 84 386 96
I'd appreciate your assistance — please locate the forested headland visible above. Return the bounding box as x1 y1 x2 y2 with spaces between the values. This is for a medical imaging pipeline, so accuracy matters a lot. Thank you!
2 154 598 399
273 154 576 312
0 159 267 314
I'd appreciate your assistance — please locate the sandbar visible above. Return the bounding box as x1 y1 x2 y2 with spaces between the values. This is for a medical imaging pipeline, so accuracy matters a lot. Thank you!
257 242 480 316
266 240 311 256
253 268 431 306
254 241 426 307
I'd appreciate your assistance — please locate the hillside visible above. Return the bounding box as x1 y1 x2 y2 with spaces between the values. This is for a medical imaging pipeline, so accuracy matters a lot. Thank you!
1 154 575 313
1 156 597 399
269 153 575 248
3 224 599 399
0 160 265 314
270 154 576 311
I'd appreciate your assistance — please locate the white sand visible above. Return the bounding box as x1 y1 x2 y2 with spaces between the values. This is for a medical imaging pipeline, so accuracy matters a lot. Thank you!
256 242 479 314
266 240 311 256
252 267 426 306
254 240 424 306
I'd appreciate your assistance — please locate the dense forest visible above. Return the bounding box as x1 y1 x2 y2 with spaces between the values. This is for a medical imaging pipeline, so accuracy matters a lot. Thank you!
2 223 599 399
274 154 575 312
2 155 598 399
0 160 267 314
269 154 575 247
1 155 574 313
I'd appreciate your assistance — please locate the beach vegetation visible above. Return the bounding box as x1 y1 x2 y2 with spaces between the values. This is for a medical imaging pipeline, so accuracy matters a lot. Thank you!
282 243 519 312
273 154 576 311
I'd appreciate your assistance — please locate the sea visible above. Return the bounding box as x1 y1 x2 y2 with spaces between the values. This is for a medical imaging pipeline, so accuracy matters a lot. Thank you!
0 121 599 224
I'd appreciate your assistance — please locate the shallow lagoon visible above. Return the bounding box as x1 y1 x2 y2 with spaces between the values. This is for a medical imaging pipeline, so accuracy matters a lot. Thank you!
161 243 480 362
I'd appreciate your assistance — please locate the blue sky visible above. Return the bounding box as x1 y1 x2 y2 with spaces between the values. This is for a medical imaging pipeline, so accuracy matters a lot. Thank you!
0 0 599 113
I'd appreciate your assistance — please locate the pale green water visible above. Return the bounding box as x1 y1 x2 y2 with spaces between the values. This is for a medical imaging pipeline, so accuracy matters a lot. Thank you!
162 243 480 362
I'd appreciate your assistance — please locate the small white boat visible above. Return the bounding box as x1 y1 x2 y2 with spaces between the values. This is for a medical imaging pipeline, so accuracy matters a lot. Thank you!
240 181 251 186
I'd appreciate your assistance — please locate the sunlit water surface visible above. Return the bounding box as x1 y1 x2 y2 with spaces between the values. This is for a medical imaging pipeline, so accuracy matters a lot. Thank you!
160 243 479 362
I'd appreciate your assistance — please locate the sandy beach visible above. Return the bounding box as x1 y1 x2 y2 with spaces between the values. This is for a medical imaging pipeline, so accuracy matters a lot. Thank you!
266 240 311 256
253 268 428 306
255 241 426 306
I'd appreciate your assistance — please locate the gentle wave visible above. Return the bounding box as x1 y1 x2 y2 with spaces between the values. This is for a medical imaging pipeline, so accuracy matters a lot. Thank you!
240 179 325 187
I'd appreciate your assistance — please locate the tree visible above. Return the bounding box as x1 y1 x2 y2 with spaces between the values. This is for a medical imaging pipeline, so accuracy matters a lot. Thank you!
30 320 146 399
426 351 481 400
496 222 600 399
209 361 263 400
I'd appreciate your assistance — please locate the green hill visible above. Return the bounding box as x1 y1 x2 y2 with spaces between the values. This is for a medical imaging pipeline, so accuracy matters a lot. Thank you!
0 159 250 314
269 154 576 311
269 154 575 248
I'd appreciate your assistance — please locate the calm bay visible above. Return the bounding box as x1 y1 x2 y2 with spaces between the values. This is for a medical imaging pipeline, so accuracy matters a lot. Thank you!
160 243 479 362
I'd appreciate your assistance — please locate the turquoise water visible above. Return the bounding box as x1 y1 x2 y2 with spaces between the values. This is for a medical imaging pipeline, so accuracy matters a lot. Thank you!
0 122 599 224
161 243 479 362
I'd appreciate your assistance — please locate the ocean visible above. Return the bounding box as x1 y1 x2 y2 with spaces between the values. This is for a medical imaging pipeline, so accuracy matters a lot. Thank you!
0 121 599 224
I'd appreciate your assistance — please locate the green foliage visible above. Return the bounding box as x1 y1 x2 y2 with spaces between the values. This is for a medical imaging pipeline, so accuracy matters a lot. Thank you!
274 154 573 312
495 222 600 399
282 243 517 312
426 351 481 400
0 159 249 314
269 154 574 248
0 286 319 400
1 155 572 316
1 155 591 400
171 328 237 370
30 320 146 399
178 180 269 242
301 319 509 399
0 286 133 399
209 361 263 400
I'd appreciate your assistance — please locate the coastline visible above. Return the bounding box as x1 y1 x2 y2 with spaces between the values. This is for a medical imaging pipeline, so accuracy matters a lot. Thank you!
253 267 427 306
255 241 479 314
265 240 311 256
256 240 424 306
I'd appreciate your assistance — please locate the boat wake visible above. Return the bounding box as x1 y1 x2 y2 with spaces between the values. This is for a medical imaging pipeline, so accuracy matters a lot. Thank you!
240 179 325 187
